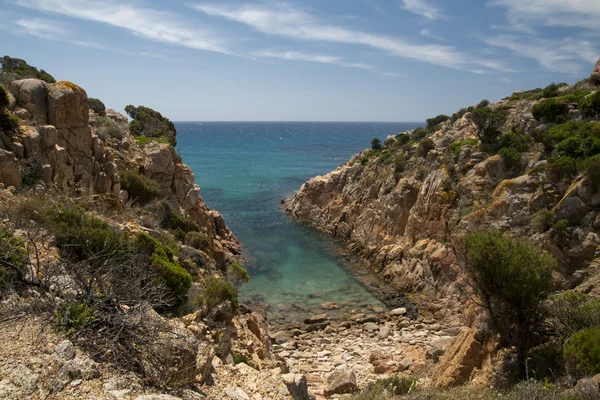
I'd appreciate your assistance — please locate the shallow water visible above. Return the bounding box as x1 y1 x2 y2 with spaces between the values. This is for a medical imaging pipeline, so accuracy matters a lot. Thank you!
176 122 419 322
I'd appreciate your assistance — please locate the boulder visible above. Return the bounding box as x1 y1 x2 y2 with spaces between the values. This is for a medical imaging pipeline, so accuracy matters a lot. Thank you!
282 373 313 400
591 59 600 85
144 142 175 192
324 371 358 397
20 126 40 158
10 79 48 125
39 125 57 149
0 149 22 187
432 327 484 388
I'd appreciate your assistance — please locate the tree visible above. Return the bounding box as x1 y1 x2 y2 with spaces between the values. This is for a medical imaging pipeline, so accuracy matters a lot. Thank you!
468 108 506 150
125 105 177 146
371 138 382 150
465 231 556 378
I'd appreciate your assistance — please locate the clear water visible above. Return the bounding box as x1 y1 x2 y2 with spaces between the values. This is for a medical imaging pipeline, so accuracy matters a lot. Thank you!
176 122 419 321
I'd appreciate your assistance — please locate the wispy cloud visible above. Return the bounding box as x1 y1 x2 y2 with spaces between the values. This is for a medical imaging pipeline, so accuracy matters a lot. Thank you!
254 50 378 72
190 2 510 73
382 72 401 77
489 0 600 31
485 35 597 74
15 0 233 55
401 0 443 20
15 17 67 40
419 28 443 41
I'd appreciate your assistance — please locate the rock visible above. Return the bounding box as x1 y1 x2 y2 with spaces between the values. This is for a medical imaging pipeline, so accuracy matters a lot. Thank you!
432 327 484 388
196 342 215 383
10 79 48 125
399 358 413 371
390 307 407 316
0 149 22 186
270 330 292 344
282 373 313 400
324 371 358 397
363 322 379 332
135 396 183 400
568 374 600 399
304 314 328 324
591 59 600 85
223 387 250 400
378 325 391 339
39 125 57 149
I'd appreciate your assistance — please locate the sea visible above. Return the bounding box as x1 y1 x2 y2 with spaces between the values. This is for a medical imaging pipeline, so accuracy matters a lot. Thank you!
176 122 420 322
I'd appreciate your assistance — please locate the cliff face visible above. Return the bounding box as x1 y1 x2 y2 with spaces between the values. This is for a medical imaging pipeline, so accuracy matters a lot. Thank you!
286 68 600 322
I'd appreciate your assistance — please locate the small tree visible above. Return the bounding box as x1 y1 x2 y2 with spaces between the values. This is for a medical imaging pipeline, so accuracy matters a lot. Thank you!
465 231 556 377
371 138 382 150
468 108 506 150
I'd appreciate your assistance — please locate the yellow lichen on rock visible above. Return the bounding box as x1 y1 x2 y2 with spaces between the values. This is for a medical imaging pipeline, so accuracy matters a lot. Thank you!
52 80 86 93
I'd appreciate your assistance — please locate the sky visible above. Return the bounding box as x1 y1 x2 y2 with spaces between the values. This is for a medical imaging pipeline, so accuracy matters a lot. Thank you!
0 0 598 122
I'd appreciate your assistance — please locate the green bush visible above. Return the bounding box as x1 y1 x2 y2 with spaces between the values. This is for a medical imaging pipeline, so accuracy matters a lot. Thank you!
0 109 19 131
564 326 600 376
547 121 600 159
426 115 450 130
125 105 177 146
394 153 408 174
88 98 106 116
134 135 171 147
194 277 239 319
580 154 600 189
547 156 577 181
120 171 161 205
411 127 429 141
450 139 479 156
542 82 567 98
0 228 26 286
499 130 531 152
371 138 382 150
184 231 210 251
547 291 600 338
469 108 507 149
55 300 96 334
134 232 191 304
0 56 56 83
227 263 250 287
532 98 569 123
377 151 393 164
160 203 200 233
0 84 9 109
417 138 435 157
395 133 410 146
579 91 600 116
465 231 556 377
499 147 523 172
22 156 45 186
534 209 554 232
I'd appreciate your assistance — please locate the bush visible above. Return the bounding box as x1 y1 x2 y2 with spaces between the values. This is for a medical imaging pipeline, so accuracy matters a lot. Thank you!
469 108 507 149
125 105 177 146
465 231 556 377
547 291 600 338
532 98 569 123
55 300 96 334
564 326 600 376
477 99 490 108
160 202 200 233
371 138 382 150
120 171 161 205
547 156 577 181
426 115 450 130
184 231 210 251
0 228 26 287
394 153 408 174
417 138 435 157
0 56 56 83
542 82 567 98
22 156 45 186
579 91 600 116
395 133 410 145
450 139 479 156
377 151 393 164
580 154 600 189
499 147 523 172
500 130 531 152
370 376 417 395
194 277 238 319
134 135 171 147
88 98 106 116
534 209 554 232
0 109 19 131
411 127 429 141
227 263 250 287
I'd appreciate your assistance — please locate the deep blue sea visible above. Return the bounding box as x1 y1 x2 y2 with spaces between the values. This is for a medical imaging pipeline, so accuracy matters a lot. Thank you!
176 122 419 319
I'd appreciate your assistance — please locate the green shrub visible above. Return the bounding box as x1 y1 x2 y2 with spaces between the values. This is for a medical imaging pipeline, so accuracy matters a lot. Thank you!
371 138 382 150
22 156 44 186
0 84 9 109
360 157 369 166
547 291 600 338
426 115 450 130
377 151 393 164
417 138 435 157
465 231 556 377
88 98 106 116
411 127 429 141
134 135 171 147
134 232 191 304
184 231 210 251
564 326 600 376
55 300 96 334
0 56 56 83
542 82 567 98
469 107 507 149
547 156 577 181
120 171 161 205
395 133 410 146
125 105 177 146
579 91 600 116
232 352 251 366
450 139 479 156
499 147 523 172
0 109 19 131
532 98 569 123
0 228 26 286
227 263 250 287
160 203 200 233
499 130 531 152
580 154 600 189
534 209 554 232
394 153 408 174
194 277 239 319
105 125 123 139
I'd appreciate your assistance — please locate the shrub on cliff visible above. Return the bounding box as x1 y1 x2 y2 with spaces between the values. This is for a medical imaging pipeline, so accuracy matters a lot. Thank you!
0 55 56 83
547 291 600 338
184 231 210 251
499 147 524 174
564 326 600 376
468 107 506 149
195 277 239 320
125 105 177 146
227 263 250 287
465 231 555 378
426 115 449 131
0 228 27 288
532 98 570 123
411 127 429 141
371 138 382 150
120 171 161 205
0 83 9 109
88 97 106 116
0 84 18 131
581 154 600 189
417 138 434 157
579 91 600 116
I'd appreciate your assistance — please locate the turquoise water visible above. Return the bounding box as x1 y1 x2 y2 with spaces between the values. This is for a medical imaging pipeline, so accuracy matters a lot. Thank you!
176 122 419 320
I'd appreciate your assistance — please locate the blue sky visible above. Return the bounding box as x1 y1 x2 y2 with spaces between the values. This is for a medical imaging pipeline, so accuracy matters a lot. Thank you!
1 0 598 121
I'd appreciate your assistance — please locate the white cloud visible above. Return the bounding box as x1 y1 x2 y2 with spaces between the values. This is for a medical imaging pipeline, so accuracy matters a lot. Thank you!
190 3 511 73
382 72 401 77
254 50 378 72
401 0 442 20
15 0 232 55
489 0 600 31
15 17 67 40
419 28 443 41
485 35 597 74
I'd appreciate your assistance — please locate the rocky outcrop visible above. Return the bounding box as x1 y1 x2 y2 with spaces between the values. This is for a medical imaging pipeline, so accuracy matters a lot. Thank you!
592 59 600 85
431 327 485 388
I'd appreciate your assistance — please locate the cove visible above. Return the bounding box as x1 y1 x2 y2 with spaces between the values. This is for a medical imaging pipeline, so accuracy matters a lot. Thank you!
176 122 419 323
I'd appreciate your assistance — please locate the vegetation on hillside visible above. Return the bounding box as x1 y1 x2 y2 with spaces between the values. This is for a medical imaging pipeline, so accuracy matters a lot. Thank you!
0 55 56 83
125 104 177 146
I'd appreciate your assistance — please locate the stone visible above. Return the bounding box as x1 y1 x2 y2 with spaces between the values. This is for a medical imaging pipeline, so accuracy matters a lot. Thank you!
304 314 328 324
10 79 48 125
324 371 358 397
399 358 413 371
378 325 391 339
363 322 378 332
390 307 407 316
196 342 215 383
223 387 250 400
282 373 313 400
135 396 182 400
39 125 57 149
432 327 484 388
0 149 22 187
591 58 600 85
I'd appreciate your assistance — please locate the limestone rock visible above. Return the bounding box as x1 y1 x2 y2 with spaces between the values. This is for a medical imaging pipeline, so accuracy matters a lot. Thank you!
324 371 358 397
